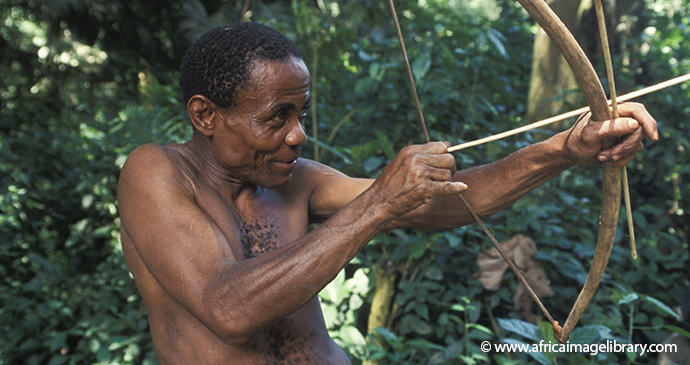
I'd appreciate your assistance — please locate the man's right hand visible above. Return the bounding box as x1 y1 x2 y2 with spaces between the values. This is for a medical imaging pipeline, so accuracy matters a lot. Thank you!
369 142 468 219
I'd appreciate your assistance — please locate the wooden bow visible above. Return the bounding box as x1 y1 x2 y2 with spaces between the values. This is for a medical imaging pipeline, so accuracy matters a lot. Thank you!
388 0 625 343
515 0 620 342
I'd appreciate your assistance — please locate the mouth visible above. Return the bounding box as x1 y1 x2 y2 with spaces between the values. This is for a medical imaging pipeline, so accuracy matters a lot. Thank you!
272 156 299 169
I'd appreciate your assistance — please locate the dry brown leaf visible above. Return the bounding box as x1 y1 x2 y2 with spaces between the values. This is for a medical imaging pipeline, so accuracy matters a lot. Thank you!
475 234 554 322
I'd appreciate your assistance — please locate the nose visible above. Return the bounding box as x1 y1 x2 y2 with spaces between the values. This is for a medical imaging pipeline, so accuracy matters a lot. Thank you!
285 118 308 147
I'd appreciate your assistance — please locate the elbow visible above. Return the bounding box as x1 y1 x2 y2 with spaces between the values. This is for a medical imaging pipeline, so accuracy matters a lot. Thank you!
208 315 255 346
216 330 252 346
204 296 267 346
207 306 256 345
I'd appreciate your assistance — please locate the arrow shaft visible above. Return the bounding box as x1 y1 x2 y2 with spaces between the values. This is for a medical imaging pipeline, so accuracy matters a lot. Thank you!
448 73 690 153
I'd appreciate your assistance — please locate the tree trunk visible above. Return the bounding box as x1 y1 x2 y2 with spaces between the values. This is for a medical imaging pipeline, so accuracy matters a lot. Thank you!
526 0 645 125
526 0 587 125
363 260 398 365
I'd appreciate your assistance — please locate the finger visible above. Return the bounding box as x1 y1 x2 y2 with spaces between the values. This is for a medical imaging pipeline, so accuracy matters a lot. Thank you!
427 165 454 182
425 152 456 169
598 140 643 164
589 117 642 140
605 127 645 158
414 142 458 178
434 181 468 196
617 102 659 141
424 141 452 154
604 151 638 168
418 156 456 182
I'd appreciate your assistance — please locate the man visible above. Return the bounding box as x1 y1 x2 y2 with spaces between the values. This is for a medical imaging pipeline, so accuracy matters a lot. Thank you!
118 22 657 364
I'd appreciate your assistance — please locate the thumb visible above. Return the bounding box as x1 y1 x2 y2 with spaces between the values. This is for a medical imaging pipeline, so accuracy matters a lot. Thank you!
593 118 640 139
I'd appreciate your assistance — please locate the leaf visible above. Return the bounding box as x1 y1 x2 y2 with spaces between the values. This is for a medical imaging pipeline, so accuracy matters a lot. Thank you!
47 355 67 365
640 294 681 320
501 339 551 365
409 240 428 259
362 155 384 173
124 343 141 361
348 267 370 295
358 49 375 62
307 137 354 165
320 303 338 328
569 325 611 344
665 325 690 339
47 332 67 352
451 303 466 312
407 339 446 351
401 314 434 335
467 323 494 340
369 62 386 81
319 269 345 304
412 51 431 83
486 28 509 59
497 318 541 342
424 264 443 281
415 303 430 321
537 321 556 344
536 322 559 363
375 131 396 160
354 77 377 94
444 232 461 248
338 325 366 346
374 327 399 346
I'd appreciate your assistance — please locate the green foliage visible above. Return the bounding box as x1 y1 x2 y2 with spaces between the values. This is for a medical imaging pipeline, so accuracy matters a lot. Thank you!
2 0 690 364
1 13 188 358
319 266 372 359
496 285 685 365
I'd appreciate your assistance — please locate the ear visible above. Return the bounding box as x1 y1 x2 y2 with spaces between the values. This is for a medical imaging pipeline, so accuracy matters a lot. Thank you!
187 95 218 137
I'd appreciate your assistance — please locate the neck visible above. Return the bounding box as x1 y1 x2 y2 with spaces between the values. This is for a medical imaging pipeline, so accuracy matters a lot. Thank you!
181 135 259 201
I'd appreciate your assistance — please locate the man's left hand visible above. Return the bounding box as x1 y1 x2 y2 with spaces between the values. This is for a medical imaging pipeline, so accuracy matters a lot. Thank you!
563 102 658 168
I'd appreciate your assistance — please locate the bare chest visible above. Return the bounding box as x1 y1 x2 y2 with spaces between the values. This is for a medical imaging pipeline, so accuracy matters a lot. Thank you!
193 182 310 260
236 215 286 259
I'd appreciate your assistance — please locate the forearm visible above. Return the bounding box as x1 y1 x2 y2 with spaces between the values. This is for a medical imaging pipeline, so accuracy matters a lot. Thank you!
395 133 573 230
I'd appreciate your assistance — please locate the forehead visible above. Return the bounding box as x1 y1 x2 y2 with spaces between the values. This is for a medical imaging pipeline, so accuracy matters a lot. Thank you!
244 56 310 96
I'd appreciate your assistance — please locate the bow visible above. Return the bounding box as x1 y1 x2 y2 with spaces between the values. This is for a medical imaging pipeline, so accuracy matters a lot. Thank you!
515 0 621 342
387 0 627 343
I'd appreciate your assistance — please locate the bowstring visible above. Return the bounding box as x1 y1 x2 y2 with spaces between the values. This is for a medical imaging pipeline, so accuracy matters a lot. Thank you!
594 0 637 259
387 0 558 327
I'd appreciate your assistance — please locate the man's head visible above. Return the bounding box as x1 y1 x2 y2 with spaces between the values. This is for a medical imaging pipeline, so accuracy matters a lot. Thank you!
180 23 309 189
179 22 302 109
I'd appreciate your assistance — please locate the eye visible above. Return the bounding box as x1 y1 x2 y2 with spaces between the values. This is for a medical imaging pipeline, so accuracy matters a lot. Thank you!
270 110 288 125
299 103 310 118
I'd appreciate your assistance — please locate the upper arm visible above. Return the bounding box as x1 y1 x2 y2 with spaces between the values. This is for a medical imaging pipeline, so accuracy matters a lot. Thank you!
295 159 373 223
118 144 236 328
298 159 459 229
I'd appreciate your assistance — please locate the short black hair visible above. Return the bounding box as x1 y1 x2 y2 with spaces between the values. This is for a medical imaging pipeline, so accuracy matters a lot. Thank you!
179 22 302 109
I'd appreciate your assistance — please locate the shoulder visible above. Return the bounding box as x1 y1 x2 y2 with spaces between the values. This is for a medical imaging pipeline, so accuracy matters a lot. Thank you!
120 143 171 175
120 144 171 190
120 143 182 171
118 143 195 207
120 143 192 182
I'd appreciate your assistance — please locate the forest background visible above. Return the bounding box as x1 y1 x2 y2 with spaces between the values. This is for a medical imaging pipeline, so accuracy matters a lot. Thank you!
2 0 690 364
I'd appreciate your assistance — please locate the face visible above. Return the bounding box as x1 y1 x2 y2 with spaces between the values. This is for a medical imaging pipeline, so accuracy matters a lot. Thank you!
209 56 310 189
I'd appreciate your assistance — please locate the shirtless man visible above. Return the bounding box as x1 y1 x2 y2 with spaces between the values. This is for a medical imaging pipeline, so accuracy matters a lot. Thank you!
117 23 658 364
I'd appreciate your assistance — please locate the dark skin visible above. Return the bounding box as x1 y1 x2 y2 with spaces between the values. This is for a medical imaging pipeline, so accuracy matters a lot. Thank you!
118 56 658 364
